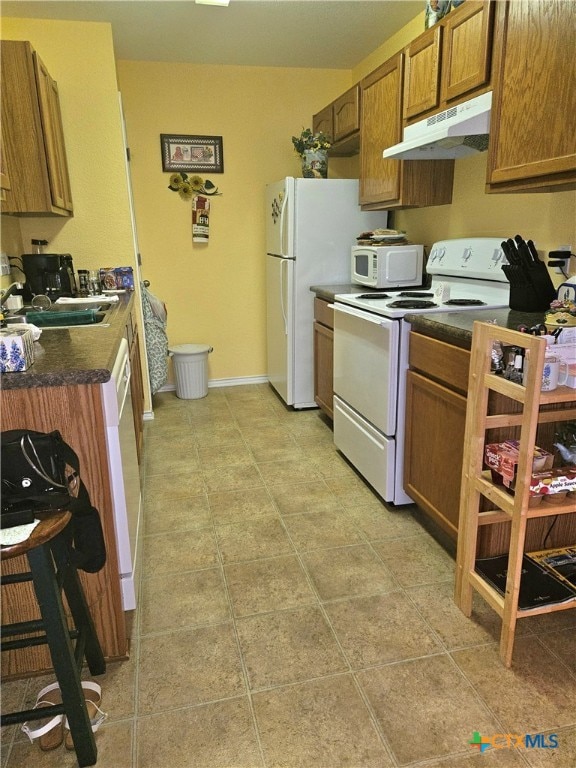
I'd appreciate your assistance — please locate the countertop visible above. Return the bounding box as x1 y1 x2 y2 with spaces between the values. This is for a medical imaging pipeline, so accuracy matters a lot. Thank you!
405 308 551 349
1 293 135 389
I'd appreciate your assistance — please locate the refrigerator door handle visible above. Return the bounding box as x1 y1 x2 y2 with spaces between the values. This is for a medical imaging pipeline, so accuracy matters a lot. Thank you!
279 188 288 257
280 258 288 334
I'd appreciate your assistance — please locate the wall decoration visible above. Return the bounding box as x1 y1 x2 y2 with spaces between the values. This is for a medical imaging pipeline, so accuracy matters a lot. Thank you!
160 134 224 173
168 173 221 200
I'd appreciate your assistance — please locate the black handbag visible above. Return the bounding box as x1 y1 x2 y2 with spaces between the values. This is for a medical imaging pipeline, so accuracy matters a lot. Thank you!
1 429 106 573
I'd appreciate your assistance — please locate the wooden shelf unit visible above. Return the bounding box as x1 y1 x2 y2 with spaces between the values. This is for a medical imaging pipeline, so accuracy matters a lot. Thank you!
455 321 576 667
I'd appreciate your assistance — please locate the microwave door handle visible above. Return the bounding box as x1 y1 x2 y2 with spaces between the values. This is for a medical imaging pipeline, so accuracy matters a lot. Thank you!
280 258 289 334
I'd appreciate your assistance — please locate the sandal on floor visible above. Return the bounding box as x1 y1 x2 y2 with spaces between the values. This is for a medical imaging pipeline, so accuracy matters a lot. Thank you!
64 680 107 751
21 681 64 751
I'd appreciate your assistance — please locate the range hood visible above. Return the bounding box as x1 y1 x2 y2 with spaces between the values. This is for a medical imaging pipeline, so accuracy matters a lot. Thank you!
383 91 492 160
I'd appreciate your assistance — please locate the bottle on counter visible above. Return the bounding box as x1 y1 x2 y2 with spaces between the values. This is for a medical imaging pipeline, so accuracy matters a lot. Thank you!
77 269 90 297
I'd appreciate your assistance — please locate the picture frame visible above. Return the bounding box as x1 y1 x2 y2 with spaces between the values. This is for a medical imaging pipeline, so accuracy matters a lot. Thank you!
160 134 224 173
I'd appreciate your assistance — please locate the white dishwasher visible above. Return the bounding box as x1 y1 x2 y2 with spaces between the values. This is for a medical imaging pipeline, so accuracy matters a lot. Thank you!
101 338 142 611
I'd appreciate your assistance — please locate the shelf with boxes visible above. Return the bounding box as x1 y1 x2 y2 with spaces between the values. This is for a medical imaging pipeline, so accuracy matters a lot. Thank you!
454 321 576 667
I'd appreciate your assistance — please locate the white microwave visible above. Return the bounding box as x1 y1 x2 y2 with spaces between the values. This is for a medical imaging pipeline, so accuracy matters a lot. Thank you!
351 244 424 289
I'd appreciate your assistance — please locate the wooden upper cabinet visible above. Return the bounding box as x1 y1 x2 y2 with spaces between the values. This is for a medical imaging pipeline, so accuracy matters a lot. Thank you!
312 104 333 144
441 0 494 104
1 41 73 216
404 1 493 125
361 54 404 207
332 85 360 143
487 0 576 193
34 53 73 212
360 52 454 210
312 84 360 156
403 25 442 122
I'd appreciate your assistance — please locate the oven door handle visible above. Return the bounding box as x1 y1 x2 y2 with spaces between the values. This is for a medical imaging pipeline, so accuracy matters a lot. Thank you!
330 302 391 327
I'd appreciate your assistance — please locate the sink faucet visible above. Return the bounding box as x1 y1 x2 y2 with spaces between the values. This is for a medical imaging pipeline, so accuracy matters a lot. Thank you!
0 282 23 308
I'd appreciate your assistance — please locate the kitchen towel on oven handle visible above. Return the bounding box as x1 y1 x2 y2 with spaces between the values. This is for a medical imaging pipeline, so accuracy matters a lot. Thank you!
1 429 106 573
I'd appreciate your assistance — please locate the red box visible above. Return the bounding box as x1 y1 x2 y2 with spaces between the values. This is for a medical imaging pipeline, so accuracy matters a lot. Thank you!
484 440 553 491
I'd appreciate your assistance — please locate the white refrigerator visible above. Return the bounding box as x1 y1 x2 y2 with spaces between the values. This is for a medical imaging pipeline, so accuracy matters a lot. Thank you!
265 177 387 408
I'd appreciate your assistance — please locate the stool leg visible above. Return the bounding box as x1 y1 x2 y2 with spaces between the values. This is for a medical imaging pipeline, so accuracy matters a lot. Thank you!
27 544 97 768
50 533 106 676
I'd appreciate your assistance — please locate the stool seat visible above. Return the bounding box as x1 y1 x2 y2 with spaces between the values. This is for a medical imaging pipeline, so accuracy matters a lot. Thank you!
1 510 71 559
1 510 105 766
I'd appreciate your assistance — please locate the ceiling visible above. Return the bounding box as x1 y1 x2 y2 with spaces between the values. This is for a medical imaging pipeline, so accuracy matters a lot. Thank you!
0 0 423 69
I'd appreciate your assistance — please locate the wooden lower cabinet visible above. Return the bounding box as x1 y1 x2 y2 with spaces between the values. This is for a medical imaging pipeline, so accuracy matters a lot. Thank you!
313 298 334 418
1 383 128 678
405 369 466 538
405 329 576 554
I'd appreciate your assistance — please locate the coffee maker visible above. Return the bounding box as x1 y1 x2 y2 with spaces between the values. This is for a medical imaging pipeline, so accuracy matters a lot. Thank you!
22 253 78 300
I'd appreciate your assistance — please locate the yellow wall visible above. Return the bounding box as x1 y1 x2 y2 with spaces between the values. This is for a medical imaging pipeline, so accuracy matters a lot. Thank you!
0 17 152 407
0 18 135 270
116 60 350 381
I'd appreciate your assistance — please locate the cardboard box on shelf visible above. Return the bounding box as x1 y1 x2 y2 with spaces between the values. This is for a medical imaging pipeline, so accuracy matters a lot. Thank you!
484 440 553 491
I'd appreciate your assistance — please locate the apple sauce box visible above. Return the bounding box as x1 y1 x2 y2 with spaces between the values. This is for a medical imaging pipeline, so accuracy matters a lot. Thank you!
484 440 576 498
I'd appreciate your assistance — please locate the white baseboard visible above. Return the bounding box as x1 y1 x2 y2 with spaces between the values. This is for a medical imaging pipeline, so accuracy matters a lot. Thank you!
157 375 268 394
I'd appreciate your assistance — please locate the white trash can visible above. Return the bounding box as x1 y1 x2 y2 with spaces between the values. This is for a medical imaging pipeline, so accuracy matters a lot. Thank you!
169 344 213 399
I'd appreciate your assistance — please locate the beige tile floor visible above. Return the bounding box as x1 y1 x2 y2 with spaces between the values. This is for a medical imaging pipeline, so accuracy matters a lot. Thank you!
3 385 576 767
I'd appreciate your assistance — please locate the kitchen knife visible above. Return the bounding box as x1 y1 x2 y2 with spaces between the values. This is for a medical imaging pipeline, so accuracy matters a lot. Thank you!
514 235 534 266
506 238 521 265
501 240 513 264
527 239 541 262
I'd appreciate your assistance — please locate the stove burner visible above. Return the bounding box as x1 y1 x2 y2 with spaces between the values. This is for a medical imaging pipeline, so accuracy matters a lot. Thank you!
387 300 438 309
398 292 435 297
357 293 390 299
443 299 487 306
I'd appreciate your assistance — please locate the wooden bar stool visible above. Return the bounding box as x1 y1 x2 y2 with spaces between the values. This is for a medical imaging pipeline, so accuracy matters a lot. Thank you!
1 511 106 766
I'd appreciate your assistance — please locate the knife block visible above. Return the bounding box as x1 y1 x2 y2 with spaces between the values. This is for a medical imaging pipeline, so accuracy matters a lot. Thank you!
503 264 557 312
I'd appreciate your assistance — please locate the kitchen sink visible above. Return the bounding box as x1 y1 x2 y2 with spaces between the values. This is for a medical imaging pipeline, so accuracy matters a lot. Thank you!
4 302 114 329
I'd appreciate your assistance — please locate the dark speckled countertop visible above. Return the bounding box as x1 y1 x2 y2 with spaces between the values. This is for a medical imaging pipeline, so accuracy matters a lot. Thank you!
404 308 551 349
1 293 135 389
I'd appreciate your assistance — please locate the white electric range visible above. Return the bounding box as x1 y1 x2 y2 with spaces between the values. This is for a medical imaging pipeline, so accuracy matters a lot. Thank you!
332 238 511 505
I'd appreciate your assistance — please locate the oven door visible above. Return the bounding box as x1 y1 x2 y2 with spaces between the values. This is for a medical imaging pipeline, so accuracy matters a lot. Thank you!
332 303 399 435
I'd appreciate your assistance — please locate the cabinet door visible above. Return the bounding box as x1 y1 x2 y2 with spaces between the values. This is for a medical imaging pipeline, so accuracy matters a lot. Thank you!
360 53 454 209
441 0 493 103
0 130 11 201
333 85 360 142
312 105 333 143
34 53 73 212
403 25 442 121
360 54 403 206
487 0 576 192
0 41 73 216
314 321 334 418
404 370 467 539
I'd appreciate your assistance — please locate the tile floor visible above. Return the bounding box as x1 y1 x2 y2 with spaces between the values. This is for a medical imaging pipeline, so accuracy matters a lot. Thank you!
2 385 576 767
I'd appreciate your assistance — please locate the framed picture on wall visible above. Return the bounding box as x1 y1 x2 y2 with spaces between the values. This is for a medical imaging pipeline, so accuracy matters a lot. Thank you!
160 134 224 173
